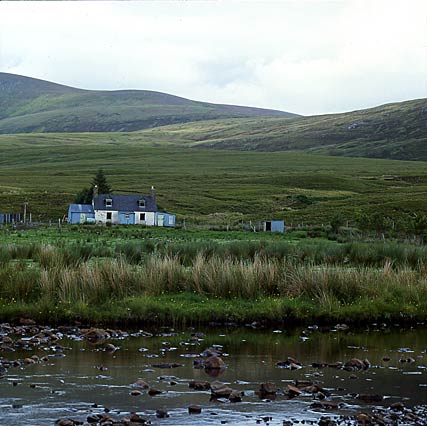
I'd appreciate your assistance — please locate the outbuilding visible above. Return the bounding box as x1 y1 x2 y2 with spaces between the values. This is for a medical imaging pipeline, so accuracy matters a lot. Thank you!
68 204 95 224
263 220 285 233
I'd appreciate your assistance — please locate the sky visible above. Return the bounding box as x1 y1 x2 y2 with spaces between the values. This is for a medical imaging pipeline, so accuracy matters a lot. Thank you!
0 0 426 116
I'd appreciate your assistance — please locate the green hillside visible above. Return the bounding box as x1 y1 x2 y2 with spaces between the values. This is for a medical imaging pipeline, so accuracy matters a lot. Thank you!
0 73 296 133
137 98 427 160
1 132 427 226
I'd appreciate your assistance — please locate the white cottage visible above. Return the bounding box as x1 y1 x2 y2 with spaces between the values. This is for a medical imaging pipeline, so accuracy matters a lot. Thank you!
68 187 176 227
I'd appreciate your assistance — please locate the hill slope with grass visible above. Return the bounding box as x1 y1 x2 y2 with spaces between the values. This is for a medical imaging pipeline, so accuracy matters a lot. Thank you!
138 98 427 160
0 73 297 133
1 132 427 226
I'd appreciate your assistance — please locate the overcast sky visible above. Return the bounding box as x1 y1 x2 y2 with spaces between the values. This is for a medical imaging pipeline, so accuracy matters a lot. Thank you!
1 1 426 115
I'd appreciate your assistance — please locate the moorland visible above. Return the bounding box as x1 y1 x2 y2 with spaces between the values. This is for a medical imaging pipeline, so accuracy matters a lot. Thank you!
1 73 427 326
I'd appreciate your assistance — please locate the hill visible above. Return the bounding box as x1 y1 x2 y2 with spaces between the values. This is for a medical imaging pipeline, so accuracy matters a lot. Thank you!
137 98 427 161
0 73 297 133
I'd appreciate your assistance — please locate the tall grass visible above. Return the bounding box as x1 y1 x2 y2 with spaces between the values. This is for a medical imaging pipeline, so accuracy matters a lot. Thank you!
1 251 427 310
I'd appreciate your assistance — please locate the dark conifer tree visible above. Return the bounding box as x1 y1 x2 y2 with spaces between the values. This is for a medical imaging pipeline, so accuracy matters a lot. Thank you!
74 169 112 204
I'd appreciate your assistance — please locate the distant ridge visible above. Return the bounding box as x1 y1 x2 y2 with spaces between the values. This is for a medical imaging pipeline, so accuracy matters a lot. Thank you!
137 97 427 161
0 72 299 133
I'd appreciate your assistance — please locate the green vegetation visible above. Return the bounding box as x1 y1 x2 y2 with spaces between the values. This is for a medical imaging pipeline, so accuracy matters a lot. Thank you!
1 228 427 325
137 97 427 160
1 133 427 227
0 73 295 134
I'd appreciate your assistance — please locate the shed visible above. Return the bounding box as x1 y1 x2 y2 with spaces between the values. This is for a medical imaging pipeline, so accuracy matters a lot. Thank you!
263 220 285 233
156 212 176 227
68 204 95 224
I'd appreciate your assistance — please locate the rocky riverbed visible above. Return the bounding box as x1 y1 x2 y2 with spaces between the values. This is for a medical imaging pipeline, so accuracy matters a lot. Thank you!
0 320 426 425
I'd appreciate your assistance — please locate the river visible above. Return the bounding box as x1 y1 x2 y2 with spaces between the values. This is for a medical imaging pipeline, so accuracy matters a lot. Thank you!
0 323 426 425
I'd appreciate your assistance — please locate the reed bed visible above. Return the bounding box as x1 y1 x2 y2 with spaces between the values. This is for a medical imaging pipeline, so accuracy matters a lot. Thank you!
1 251 426 313
0 239 426 268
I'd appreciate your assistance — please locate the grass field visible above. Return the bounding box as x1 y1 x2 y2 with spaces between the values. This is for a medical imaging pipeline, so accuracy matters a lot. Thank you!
1 226 427 326
1 133 427 226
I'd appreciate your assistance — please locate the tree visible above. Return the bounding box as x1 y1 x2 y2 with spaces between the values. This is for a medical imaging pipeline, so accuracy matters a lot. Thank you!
74 169 112 204
92 169 111 194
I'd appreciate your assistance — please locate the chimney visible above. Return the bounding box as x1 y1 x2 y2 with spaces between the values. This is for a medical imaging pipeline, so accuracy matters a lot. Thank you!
92 185 99 207
150 186 156 201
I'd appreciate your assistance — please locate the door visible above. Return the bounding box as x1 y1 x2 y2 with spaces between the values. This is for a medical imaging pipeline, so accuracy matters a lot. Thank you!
157 214 164 227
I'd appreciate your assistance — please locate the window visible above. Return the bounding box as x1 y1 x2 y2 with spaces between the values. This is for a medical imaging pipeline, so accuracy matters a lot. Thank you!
138 199 145 208
105 198 113 208
140 213 146 221
106 212 112 220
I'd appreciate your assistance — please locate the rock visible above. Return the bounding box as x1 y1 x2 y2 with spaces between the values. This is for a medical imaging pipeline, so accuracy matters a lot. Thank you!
276 357 302 369
344 358 370 371
188 405 202 414
129 413 148 424
382 356 391 362
310 401 339 410
148 387 162 396
295 379 313 388
211 381 232 398
301 384 330 396
390 402 405 411
228 390 243 402
83 328 109 345
151 362 182 369
156 409 169 418
130 390 142 396
286 385 302 398
189 380 211 390
357 393 384 403
24 358 36 365
312 362 328 368
356 413 372 424
55 419 75 426
133 379 149 389
258 382 277 395
204 356 225 370
104 344 116 353
20 318 36 325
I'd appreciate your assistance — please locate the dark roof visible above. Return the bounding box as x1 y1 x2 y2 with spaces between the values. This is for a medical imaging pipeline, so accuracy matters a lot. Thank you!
93 194 158 212
68 204 94 214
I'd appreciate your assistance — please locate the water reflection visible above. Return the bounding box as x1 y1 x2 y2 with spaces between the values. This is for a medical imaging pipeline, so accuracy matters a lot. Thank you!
0 326 426 425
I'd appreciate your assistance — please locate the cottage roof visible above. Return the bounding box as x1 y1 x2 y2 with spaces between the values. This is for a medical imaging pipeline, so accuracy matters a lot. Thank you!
68 204 94 214
93 194 158 212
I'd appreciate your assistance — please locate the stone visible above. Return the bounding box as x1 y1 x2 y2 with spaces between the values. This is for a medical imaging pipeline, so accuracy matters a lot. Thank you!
310 401 339 410
204 356 225 370
55 419 75 426
357 393 384 403
344 358 365 371
211 381 232 398
83 328 109 345
258 382 277 395
390 402 405 411
148 387 162 396
228 390 243 402
188 405 202 414
130 390 142 396
287 385 302 398
151 362 182 369
156 409 169 418
133 379 149 389
104 344 116 352
189 380 211 390
129 413 148 424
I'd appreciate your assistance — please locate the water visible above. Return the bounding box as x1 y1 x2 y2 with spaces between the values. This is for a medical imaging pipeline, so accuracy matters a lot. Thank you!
0 325 426 425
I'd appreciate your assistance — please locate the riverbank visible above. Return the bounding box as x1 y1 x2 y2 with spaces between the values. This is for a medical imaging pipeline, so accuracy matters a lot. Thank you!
1 229 427 327
2 290 426 328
